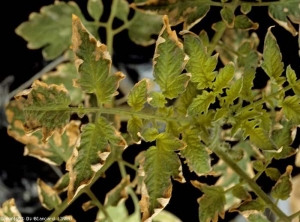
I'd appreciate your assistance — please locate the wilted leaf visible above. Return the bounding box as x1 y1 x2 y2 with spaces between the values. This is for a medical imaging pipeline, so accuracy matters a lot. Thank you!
268 0 300 36
0 199 23 221
37 178 62 210
230 197 266 215
42 63 84 105
182 31 217 89
87 0 103 21
181 129 211 175
15 1 95 60
140 133 185 221
261 27 285 85
281 96 300 124
234 15 259 30
72 15 125 104
127 116 143 143
105 176 130 206
271 165 293 200
53 173 70 193
187 91 215 115
128 79 148 111
153 16 190 99
66 116 126 201
131 0 210 30
15 80 71 143
286 65 300 96
191 182 225 222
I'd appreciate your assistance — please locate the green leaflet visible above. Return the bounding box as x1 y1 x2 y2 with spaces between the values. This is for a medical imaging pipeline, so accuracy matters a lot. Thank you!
128 79 148 111
286 65 300 96
67 117 126 201
231 185 251 200
148 92 167 108
37 179 62 210
240 68 256 102
248 213 269 222
87 0 103 21
181 129 211 176
234 15 259 30
271 166 293 200
131 0 211 30
241 3 252 14
53 173 70 193
265 168 281 181
72 15 125 104
127 116 143 143
115 0 130 22
225 78 243 106
261 27 285 85
213 62 235 94
141 127 159 142
192 182 225 222
15 1 95 60
268 0 300 36
42 63 84 105
242 120 277 150
187 91 215 115
16 80 71 143
220 7 235 28
0 199 23 219
281 96 300 124
153 16 190 99
128 11 162 46
141 133 185 221
182 32 217 89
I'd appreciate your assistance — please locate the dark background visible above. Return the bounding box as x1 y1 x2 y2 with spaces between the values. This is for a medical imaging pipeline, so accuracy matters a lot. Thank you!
1 0 300 222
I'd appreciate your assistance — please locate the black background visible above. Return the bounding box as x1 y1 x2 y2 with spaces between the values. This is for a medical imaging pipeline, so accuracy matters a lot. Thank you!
1 1 300 222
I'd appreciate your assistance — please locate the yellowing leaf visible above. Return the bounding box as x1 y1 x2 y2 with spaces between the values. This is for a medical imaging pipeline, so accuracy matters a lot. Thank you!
15 1 94 60
128 79 148 111
248 213 269 222
156 133 186 152
15 80 71 143
188 91 215 115
127 116 143 143
104 176 130 206
140 128 159 142
268 0 300 36
128 11 162 46
281 96 300 124
192 182 225 222
242 120 277 150
182 31 217 89
234 15 259 30
240 68 256 102
87 0 103 21
225 78 243 105
0 199 23 221
213 62 235 94
153 16 190 99
131 0 210 30
66 117 126 201
286 65 300 96
181 129 211 176
220 7 235 28
261 27 285 85
140 145 184 222
72 15 125 104
42 63 84 105
37 178 62 210
147 92 167 108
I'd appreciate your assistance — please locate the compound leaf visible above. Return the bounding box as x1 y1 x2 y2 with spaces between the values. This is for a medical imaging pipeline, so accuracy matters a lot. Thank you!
153 16 190 99
67 117 126 201
128 11 162 46
281 96 300 124
261 27 285 85
141 145 184 222
268 0 300 36
87 0 103 21
182 32 217 89
128 79 148 111
131 0 210 30
181 129 211 176
0 199 23 220
72 15 125 104
187 91 215 115
15 80 71 143
37 178 62 210
213 62 235 94
15 1 94 60
286 65 300 96
42 63 84 105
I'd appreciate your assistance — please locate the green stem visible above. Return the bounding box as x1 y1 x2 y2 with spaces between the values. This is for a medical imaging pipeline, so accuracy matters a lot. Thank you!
85 189 113 222
288 210 300 220
118 159 138 171
106 0 119 55
9 55 68 99
213 146 290 222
